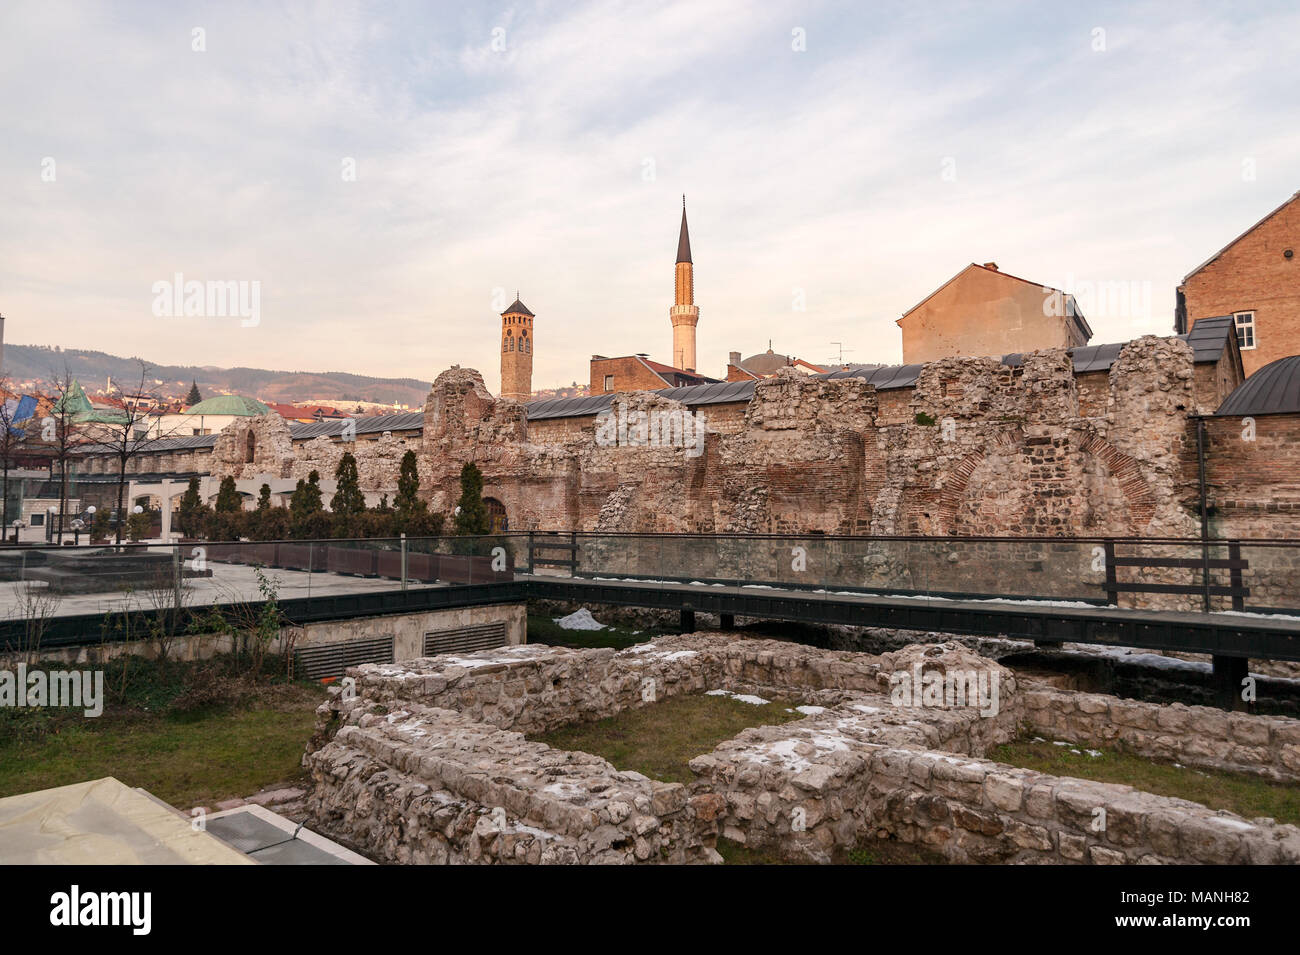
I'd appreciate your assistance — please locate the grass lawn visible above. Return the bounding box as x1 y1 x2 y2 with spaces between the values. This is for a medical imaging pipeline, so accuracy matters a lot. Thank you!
991 738 1300 825
530 692 800 784
526 612 668 651
0 683 324 809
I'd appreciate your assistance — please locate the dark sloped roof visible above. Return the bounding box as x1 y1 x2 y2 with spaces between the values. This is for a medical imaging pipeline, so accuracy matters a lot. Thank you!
72 410 426 455
1216 355 1300 416
818 364 928 388
289 411 423 441
524 379 755 421
526 393 614 420
676 207 692 264
502 298 534 317
1180 313 1237 362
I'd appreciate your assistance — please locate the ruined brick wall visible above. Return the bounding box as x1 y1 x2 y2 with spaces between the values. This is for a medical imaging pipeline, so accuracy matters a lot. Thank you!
406 341 1210 540
1200 415 1300 537
131 336 1289 552
1196 414 1300 609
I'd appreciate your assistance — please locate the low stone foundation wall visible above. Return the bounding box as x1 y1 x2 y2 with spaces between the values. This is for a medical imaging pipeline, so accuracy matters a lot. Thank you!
692 708 1300 864
1023 687 1300 782
309 701 719 864
304 633 1300 865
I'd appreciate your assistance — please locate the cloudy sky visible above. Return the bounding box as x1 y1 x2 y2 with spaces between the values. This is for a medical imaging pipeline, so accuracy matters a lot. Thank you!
2 0 1298 393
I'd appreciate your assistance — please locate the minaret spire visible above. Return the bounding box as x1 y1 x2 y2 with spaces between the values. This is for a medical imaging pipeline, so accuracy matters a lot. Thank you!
670 197 699 372
676 198 692 264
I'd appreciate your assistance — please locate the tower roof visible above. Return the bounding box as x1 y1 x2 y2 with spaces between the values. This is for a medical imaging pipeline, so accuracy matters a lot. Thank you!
676 200 692 264
501 296 534 317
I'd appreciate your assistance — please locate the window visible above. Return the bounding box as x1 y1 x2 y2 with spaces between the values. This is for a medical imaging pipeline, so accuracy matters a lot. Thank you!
1235 311 1256 350
30 513 44 527
604 375 614 391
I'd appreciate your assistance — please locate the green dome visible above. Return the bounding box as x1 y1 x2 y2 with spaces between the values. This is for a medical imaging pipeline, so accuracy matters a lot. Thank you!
186 395 270 416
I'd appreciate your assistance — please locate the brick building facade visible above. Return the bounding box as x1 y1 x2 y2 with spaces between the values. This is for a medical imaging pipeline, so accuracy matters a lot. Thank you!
1177 190 1300 377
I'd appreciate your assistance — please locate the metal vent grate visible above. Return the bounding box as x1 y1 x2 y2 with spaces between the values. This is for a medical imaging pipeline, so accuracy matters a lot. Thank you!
294 636 394 680
424 622 508 656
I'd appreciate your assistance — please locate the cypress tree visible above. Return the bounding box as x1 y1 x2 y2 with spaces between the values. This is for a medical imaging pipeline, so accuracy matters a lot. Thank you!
331 452 365 537
177 476 205 537
453 462 490 537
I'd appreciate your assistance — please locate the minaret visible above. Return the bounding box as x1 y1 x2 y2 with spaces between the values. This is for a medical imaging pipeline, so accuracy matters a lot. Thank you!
499 294 534 401
670 196 700 373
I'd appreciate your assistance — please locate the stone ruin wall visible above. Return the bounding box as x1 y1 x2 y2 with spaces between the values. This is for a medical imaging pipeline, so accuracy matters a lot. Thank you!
101 335 1275 546
404 337 1209 542
404 337 1260 607
303 636 1300 865
104 336 1298 606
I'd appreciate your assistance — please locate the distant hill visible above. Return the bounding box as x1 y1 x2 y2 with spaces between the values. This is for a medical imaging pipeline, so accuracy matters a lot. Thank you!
3 344 431 407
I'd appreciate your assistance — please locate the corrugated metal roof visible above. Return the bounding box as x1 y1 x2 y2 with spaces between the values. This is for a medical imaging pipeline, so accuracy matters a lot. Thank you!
73 410 426 455
287 410 423 441
818 364 929 388
524 379 756 421
1216 355 1300 416
525 393 615 420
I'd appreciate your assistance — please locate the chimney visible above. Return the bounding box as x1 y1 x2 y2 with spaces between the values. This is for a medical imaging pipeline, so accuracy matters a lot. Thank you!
728 351 741 366
983 262 998 271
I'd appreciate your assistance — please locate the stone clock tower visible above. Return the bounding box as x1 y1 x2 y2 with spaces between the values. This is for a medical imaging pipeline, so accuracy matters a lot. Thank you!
500 295 534 401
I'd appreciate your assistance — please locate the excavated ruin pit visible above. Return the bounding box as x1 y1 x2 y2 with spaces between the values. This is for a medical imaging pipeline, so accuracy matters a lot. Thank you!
303 634 1300 865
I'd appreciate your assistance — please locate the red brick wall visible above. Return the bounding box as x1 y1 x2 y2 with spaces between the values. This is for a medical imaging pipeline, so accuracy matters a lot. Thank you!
1200 414 1300 537
1182 194 1300 376
590 357 666 394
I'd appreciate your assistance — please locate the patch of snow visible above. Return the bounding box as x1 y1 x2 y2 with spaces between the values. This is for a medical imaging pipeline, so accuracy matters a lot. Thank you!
1217 610 1300 623
795 705 827 715
1207 816 1255 832
706 689 770 705
554 608 606 631
440 656 503 669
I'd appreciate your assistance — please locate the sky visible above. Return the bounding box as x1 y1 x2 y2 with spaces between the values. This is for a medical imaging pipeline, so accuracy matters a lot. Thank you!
2 0 1298 394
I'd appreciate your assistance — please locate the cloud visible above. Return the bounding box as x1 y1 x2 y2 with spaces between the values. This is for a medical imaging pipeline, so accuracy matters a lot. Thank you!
0 0 1297 394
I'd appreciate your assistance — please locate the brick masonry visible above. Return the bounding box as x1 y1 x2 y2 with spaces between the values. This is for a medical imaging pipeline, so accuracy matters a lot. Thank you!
1181 191 1299 377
